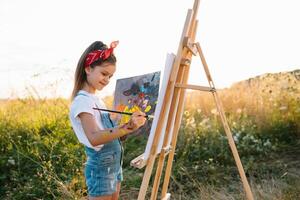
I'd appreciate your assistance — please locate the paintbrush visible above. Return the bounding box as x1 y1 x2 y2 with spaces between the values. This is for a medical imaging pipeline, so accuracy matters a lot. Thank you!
92 108 154 119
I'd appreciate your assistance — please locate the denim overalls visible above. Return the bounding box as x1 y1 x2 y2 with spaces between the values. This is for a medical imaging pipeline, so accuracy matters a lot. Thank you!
76 92 123 196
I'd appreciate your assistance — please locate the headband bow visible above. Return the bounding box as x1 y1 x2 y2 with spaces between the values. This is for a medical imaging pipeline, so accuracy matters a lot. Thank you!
84 41 119 68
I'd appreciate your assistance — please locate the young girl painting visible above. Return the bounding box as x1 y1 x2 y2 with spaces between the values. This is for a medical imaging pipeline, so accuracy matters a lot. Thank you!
69 41 146 200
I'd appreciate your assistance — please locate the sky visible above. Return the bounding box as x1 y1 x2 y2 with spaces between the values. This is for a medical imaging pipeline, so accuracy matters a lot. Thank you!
1 0 299 99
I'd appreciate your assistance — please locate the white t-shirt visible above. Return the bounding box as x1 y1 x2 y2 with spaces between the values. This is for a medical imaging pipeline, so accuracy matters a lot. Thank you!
69 90 107 151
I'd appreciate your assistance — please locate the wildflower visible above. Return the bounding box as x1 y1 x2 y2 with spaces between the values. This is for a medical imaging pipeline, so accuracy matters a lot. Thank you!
236 108 242 114
199 118 209 126
279 106 287 111
211 108 218 115
186 117 196 128
8 157 15 165
263 140 271 147
233 133 240 143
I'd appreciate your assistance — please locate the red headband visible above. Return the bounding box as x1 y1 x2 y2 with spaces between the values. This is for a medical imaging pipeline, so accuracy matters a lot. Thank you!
84 41 119 68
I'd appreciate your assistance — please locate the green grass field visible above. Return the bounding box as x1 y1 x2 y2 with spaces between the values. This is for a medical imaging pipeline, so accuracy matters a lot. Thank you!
1 70 299 199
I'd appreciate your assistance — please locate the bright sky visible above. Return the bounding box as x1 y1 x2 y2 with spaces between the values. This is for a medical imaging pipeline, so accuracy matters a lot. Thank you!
1 0 299 99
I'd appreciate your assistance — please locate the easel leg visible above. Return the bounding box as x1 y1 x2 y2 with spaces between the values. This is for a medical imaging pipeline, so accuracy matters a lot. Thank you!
150 149 167 200
137 151 157 200
160 66 190 199
212 91 254 200
196 42 254 200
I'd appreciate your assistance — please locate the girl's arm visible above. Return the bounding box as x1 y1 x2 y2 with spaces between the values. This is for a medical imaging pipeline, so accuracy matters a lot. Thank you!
79 111 146 146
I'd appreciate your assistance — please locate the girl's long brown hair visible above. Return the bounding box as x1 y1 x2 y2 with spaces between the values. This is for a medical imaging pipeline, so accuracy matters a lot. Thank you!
71 41 117 100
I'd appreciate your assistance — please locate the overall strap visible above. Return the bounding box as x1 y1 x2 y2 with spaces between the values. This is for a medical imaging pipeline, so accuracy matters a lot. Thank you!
76 92 89 98
94 104 116 129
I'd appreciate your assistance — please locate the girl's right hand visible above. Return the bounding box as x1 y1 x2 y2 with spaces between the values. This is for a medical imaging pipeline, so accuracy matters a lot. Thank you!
126 111 147 131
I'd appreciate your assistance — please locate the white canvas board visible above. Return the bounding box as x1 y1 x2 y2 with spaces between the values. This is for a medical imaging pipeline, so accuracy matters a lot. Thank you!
143 53 176 160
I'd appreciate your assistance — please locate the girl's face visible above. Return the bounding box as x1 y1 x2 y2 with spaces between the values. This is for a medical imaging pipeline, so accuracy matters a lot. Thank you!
85 63 116 92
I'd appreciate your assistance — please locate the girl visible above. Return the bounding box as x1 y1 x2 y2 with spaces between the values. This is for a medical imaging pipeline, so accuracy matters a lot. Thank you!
69 41 146 200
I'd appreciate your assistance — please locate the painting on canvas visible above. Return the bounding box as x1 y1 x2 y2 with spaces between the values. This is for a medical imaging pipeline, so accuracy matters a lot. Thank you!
113 71 161 136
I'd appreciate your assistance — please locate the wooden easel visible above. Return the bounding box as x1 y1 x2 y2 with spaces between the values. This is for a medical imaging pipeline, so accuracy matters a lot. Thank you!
136 0 254 199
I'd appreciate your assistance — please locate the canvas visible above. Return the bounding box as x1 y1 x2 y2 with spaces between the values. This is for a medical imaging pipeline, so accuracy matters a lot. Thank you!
113 71 161 136
144 53 175 160
130 53 175 168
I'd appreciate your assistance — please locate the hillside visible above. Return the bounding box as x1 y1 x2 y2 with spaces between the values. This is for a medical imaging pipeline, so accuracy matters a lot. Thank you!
230 69 300 95
185 69 300 116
